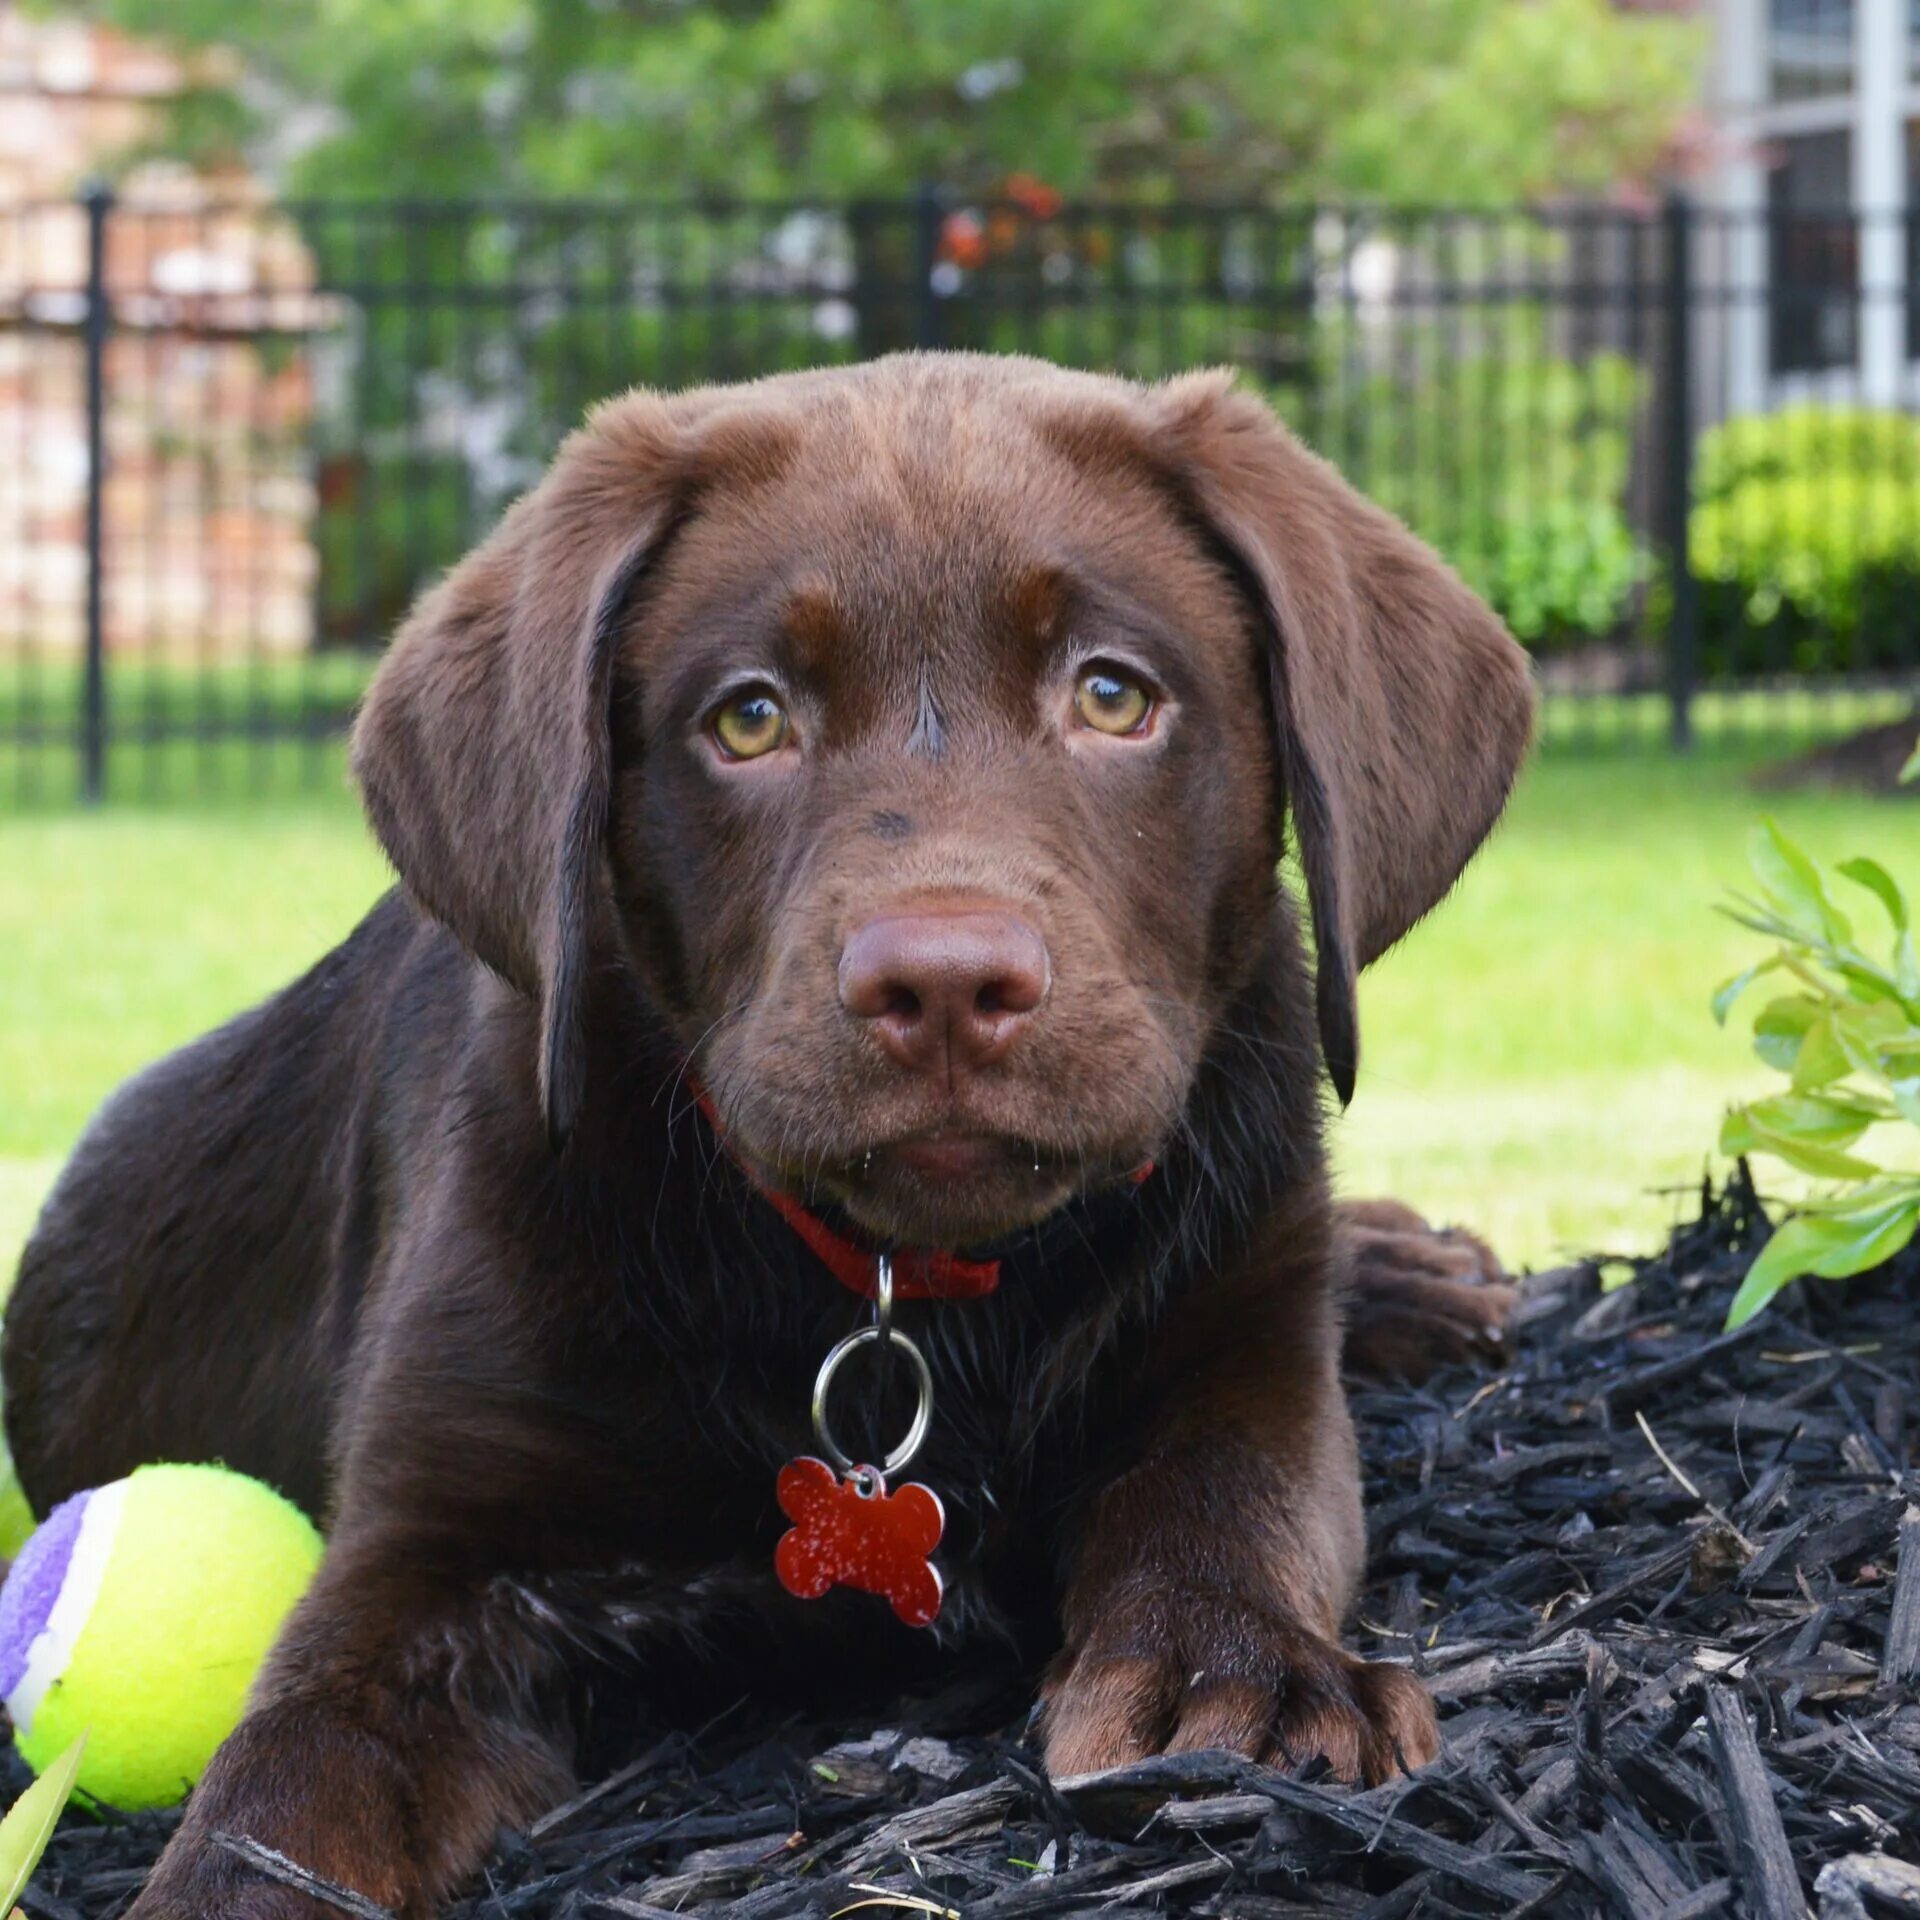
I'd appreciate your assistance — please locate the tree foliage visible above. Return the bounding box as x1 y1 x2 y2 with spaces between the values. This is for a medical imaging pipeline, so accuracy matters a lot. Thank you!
67 0 1699 204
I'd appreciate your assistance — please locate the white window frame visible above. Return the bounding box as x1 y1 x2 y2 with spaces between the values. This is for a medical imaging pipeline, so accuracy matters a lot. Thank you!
1717 0 1916 408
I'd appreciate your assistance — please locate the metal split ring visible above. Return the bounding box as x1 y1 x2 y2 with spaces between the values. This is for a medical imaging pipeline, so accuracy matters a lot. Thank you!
809 1254 935 1477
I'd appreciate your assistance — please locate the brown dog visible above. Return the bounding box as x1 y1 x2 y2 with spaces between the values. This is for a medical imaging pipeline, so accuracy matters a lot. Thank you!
5 354 1531 1919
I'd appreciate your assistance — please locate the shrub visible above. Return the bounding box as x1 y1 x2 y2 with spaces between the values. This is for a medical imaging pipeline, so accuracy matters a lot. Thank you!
1269 333 1649 650
1694 405 1920 501
1712 817 1920 1327
1451 495 1648 648
1691 407 1920 676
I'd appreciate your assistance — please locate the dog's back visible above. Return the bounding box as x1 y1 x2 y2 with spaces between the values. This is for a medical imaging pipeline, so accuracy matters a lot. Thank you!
4 891 452 1519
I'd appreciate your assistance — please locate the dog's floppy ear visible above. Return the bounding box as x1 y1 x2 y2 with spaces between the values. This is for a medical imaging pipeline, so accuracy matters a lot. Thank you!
350 394 685 1145
1150 372 1535 1104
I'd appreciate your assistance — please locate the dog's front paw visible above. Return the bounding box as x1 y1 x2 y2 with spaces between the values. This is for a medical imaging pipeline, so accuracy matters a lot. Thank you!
129 1802 401 1920
128 1860 337 1920
1041 1579 1437 1785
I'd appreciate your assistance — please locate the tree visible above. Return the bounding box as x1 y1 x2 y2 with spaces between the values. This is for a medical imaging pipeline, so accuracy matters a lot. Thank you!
75 0 1697 207
52 0 1701 657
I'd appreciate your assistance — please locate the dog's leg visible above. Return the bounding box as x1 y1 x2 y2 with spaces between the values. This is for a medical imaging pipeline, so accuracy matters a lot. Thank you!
1335 1197 1515 1382
126 1535 573 1920
1042 1207 1438 1785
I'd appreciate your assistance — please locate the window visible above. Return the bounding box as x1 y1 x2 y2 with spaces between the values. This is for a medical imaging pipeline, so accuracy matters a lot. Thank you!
1908 121 1920 355
1769 0 1855 101
1769 130 1858 373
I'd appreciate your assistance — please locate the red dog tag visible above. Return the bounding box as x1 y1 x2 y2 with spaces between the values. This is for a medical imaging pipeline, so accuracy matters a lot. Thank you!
774 1456 945 1627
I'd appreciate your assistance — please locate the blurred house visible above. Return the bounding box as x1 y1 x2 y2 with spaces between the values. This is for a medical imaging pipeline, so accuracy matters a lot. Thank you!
0 4 331 662
1704 0 1918 406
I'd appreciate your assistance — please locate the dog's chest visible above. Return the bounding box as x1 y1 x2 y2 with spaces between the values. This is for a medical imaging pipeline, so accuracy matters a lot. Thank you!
558 1496 1045 1682
551 1398 1082 1678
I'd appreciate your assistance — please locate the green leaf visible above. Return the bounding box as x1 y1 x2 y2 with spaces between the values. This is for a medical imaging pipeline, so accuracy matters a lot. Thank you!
1838 856 1909 932
1789 1013 1852 1090
1750 818 1852 945
1721 1202 1916 1327
1733 1112 1881 1180
1795 1176 1920 1216
1900 735 1920 784
1742 1090 1878 1145
1711 954 1781 1026
1718 899 1814 947
0 1465 34 1562
0 1737 86 1913
1803 1198 1920 1278
1832 958 1909 1006
1728 1215 1853 1325
1735 1190 1912 1328
1752 994 1820 1072
1895 929 1920 1004
1829 997 1912 1079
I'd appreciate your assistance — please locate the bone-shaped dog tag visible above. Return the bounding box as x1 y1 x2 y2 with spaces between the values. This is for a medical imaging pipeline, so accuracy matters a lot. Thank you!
774 1456 945 1628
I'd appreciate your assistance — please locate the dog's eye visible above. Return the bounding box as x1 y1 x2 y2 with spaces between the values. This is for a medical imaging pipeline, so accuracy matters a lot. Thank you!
712 687 792 761
1072 664 1154 737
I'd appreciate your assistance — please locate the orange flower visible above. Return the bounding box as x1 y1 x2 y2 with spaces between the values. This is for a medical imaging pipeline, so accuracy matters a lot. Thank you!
938 210 988 269
1004 172 1063 219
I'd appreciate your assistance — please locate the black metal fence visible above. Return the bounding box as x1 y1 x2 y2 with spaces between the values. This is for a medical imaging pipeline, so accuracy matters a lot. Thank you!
3 187 1918 802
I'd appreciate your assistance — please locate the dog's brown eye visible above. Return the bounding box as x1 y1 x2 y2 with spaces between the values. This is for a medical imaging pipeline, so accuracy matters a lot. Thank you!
712 688 791 760
1072 665 1153 737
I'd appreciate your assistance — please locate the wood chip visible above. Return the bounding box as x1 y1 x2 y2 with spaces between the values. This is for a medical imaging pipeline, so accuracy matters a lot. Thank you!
20 1173 1918 1920
1702 1686 1808 1920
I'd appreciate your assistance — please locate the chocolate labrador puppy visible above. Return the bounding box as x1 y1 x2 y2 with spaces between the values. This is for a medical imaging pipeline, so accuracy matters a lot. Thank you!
5 354 1531 1919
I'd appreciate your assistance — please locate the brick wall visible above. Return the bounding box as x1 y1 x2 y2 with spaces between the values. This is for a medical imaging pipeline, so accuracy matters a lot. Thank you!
0 6 329 661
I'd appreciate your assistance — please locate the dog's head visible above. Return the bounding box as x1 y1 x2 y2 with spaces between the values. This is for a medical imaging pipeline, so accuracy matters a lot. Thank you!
353 355 1532 1247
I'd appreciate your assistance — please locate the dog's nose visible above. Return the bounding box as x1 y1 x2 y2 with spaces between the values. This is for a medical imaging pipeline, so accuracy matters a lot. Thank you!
839 910 1051 1078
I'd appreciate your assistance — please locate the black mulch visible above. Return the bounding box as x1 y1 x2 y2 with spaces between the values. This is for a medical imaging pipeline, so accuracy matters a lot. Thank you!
19 1167 1920 1919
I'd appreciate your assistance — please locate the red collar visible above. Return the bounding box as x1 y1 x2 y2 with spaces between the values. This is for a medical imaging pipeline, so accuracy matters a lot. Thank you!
690 1086 1001 1301
752 1181 1002 1301
690 1081 1153 1304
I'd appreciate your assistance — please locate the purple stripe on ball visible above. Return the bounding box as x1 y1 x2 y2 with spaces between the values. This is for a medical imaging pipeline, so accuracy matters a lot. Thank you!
0 1488 86 1700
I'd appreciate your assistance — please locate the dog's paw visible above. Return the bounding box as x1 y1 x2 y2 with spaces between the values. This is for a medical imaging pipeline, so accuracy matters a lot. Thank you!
128 1831 388 1920
127 1881 336 1920
1334 1197 1516 1381
1041 1581 1437 1785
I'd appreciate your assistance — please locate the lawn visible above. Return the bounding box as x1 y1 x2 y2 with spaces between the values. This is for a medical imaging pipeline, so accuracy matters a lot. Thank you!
2 742 1915 1282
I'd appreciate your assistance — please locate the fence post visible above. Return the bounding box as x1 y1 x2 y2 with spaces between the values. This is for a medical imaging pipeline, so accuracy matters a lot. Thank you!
79 180 112 803
913 181 945 350
1661 189 1698 752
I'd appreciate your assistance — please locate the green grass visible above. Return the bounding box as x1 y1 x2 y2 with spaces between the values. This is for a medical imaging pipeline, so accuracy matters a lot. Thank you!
1 742 1916 1282
0 654 379 808
1 761 391 1280
1336 748 1920 1264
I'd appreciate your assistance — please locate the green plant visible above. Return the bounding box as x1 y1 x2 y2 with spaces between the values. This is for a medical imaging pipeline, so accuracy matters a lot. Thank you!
0 1736 87 1913
1712 818 1920 1327
1694 405 1920 502
1691 408 1920 675
1272 327 1649 647
1453 495 1647 647
85 0 1697 206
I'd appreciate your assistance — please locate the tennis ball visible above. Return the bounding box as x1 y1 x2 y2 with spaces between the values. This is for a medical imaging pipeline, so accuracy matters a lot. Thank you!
0 1463 323 1809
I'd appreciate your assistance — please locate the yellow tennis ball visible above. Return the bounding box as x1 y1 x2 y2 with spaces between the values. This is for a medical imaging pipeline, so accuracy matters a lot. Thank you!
0 1463 322 1809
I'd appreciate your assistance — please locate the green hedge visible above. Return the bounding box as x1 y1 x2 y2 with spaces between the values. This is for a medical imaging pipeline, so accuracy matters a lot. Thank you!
1272 334 1649 650
1691 407 1920 676
1291 380 1920 679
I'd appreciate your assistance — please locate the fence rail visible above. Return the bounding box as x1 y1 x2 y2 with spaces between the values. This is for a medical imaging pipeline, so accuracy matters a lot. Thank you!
3 187 1918 802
